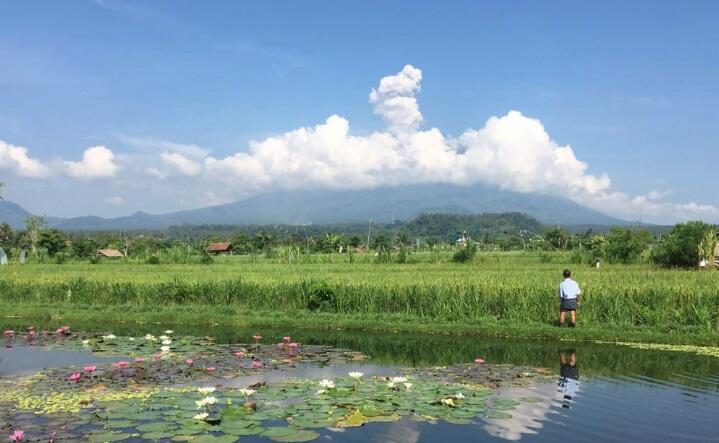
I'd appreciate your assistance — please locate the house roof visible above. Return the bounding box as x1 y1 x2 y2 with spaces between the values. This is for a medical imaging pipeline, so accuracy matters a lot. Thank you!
206 242 233 252
97 249 123 258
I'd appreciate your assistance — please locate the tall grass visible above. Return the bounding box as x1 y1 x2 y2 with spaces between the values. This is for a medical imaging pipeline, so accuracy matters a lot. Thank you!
1 252 718 332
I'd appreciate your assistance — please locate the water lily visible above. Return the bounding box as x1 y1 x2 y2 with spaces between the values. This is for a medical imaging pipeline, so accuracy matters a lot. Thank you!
185 359 194 366
83 365 96 374
134 357 145 364
205 366 216 373
102 334 116 340
252 360 263 369
55 326 70 335
391 376 408 384
197 387 216 394
159 335 169 341
282 336 291 343
316 389 327 395
164 330 174 334
144 334 157 341
68 372 82 383
387 381 396 388
160 345 170 352
112 361 129 369
4 330 14 338
252 335 262 343
238 388 256 398
195 396 217 409
234 351 246 358
455 392 465 399
161 339 172 345
440 398 456 407
403 382 413 390
193 412 209 421
474 357 485 365
319 379 335 389
349 372 364 380
154 352 163 360
128 337 135 341
81 339 90 347
9 430 24 442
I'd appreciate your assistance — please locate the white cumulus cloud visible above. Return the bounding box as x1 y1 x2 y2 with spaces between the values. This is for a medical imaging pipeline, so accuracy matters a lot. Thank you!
160 151 202 176
0 140 51 178
63 145 119 180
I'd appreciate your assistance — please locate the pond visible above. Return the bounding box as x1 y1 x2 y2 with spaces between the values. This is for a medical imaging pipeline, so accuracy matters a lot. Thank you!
1 320 717 442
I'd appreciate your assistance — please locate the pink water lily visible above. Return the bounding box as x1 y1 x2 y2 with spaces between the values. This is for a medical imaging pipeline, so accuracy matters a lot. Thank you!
252 359 263 369
282 336 291 344
112 361 129 369
68 372 82 383
252 335 262 343
9 429 24 442
234 351 246 359
185 358 194 366
3 330 14 338
134 357 145 364
474 357 485 365
205 366 215 373
55 326 70 335
153 352 163 360
83 365 96 374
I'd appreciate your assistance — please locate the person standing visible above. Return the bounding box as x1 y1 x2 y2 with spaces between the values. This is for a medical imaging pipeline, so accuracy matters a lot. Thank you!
558 269 581 327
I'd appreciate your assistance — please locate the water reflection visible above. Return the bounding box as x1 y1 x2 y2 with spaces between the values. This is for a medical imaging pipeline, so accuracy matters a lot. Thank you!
558 350 580 408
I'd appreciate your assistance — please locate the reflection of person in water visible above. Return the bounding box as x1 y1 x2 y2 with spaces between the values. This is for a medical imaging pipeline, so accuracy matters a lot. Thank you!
558 350 579 409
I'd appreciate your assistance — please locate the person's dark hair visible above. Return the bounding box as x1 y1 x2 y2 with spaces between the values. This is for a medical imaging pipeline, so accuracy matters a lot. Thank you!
563 269 571 279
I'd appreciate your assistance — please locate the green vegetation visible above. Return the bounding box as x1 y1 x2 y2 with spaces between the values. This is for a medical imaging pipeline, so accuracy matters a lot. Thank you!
1 251 718 345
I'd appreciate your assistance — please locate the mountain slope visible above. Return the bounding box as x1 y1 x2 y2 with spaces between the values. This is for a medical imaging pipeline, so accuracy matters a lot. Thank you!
0 201 34 229
43 184 627 230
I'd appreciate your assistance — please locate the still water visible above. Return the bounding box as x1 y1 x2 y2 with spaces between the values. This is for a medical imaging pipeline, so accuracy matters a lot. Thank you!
1 320 717 442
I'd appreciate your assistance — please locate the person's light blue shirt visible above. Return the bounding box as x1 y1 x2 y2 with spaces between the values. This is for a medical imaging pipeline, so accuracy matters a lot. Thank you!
559 278 581 300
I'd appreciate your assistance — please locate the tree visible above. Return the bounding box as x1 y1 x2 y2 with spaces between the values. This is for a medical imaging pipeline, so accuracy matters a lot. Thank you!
24 216 46 253
698 229 717 268
652 221 715 268
543 227 571 250
0 223 14 245
38 229 67 257
604 227 652 264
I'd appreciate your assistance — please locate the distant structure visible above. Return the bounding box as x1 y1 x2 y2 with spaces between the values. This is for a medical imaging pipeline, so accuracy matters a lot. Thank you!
97 249 124 258
206 242 233 255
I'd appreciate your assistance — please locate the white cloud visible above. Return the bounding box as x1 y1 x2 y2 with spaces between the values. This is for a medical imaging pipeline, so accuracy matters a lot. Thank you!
103 195 124 205
63 146 119 180
160 151 201 176
0 140 51 178
199 64 719 223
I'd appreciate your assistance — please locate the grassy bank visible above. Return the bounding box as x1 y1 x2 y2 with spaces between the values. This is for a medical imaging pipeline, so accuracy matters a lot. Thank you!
1 252 718 344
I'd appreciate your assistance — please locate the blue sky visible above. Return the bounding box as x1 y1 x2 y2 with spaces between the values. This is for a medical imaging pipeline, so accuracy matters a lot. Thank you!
0 0 717 223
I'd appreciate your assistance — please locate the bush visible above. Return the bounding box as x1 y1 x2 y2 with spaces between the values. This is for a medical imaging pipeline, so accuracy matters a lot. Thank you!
452 244 477 263
604 227 652 264
652 221 715 268
146 255 161 265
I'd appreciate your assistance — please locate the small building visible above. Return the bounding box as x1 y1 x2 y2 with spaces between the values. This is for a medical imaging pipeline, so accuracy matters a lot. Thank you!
97 249 123 258
206 242 233 255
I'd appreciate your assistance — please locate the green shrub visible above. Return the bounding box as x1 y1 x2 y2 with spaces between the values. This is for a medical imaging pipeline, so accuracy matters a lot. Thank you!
452 244 477 263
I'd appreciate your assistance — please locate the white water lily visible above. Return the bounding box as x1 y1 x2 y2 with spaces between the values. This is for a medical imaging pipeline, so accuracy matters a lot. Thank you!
441 398 455 406
316 389 327 395
81 340 90 347
144 334 157 341
403 383 413 390
238 388 256 397
455 392 465 399
159 335 169 341
387 381 396 388
197 387 216 395
164 330 174 334
161 339 172 345
102 334 116 340
348 372 364 380
160 345 170 352
195 396 217 409
128 337 135 341
193 412 209 421
318 379 335 389
390 376 408 383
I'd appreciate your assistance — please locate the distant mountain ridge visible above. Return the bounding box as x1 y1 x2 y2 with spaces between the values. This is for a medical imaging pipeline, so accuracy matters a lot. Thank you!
0 183 629 230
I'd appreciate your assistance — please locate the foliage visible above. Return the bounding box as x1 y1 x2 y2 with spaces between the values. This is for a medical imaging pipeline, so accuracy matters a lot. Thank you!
652 221 716 268
38 228 68 257
452 243 477 263
697 229 717 267
603 227 652 264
